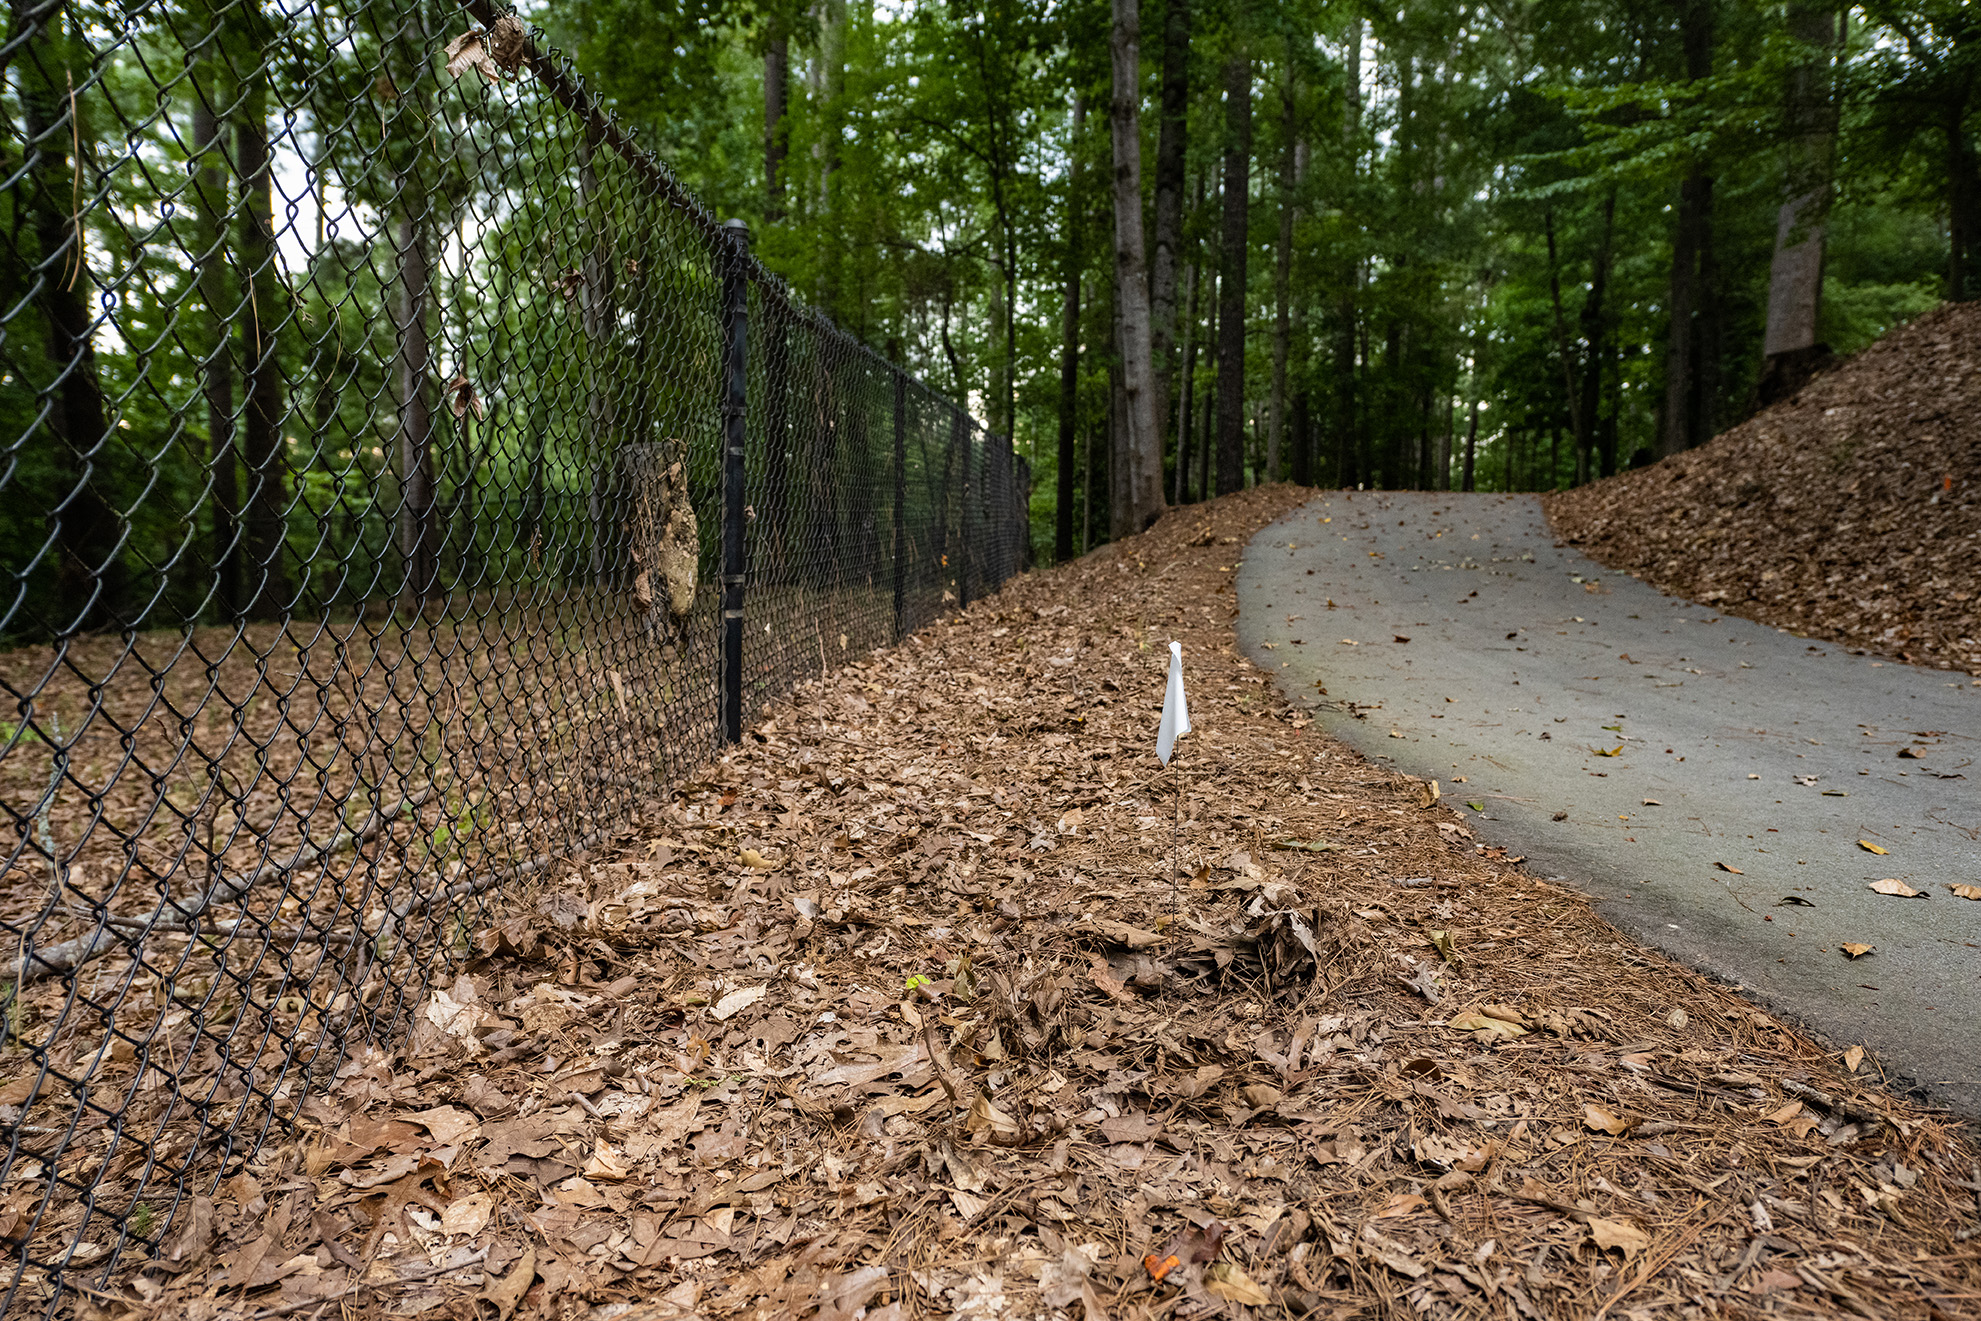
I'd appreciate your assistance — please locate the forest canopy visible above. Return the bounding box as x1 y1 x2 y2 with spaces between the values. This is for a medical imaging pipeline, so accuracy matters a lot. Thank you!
545 0 1972 557
0 0 1970 644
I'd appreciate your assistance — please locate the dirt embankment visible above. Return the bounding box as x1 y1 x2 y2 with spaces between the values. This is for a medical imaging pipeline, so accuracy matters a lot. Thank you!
1546 301 1981 672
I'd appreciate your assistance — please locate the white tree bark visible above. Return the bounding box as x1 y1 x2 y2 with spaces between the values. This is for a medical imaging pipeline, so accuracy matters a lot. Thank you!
1110 0 1165 536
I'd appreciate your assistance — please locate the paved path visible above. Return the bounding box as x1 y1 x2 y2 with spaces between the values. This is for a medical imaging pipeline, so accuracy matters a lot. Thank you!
1236 490 1981 1117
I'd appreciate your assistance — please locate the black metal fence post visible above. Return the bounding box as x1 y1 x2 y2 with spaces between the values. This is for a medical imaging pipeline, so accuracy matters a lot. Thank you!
959 421 973 611
893 372 906 640
720 219 750 743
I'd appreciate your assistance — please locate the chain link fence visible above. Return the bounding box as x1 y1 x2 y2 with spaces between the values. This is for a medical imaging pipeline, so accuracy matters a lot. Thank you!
0 1 1026 1309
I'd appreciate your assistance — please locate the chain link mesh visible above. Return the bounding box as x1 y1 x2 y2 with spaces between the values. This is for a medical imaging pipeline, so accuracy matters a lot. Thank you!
0 1 1023 1309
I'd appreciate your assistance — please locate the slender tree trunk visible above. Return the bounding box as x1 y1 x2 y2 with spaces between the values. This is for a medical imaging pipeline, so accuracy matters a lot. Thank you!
1577 188 1617 482
1600 339 1622 476
1945 90 1979 302
394 204 435 607
1083 400 1094 553
1436 392 1453 491
1054 97 1084 562
1108 362 1126 537
18 1 122 630
1415 384 1432 490
192 73 239 617
1292 389 1312 485
1696 185 1721 442
1460 397 1479 492
812 0 847 308
1542 208 1589 471
1662 175 1699 460
1174 260 1196 503
1266 49 1296 485
1949 97 1976 302
1761 2 1839 390
1149 0 1189 464
1380 319 1402 487
1199 269 1217 501
1663 0 1714 458
1334 16 1360 490
1215 39 1251 494
1109 0 1165 533
393 83 437 614
989 272 1011 438
765 29 789 220
237 72 287 620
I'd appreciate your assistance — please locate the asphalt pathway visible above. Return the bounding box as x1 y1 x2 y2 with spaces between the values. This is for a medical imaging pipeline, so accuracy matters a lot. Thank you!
1236 489 1981 1116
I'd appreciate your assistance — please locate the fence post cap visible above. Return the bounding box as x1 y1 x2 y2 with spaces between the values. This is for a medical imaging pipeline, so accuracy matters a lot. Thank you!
722 218 752 246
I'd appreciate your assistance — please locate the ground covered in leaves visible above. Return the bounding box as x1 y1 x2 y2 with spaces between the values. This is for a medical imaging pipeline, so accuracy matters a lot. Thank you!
96 488 1981 1320
1546 300 1981 674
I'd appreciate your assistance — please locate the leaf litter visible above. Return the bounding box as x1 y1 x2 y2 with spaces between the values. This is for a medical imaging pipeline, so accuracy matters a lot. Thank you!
1546 300 1981 674
84 488 1981 1320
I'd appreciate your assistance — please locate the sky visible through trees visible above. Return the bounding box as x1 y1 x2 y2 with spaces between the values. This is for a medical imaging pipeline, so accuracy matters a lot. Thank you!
549 0 1971 558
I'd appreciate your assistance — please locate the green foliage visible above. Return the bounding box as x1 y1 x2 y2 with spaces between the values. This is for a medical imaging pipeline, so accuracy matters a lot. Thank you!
0 0 1968 636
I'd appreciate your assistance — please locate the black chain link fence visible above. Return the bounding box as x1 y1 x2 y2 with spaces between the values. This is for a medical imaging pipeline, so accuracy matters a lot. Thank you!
0 1 1026 1309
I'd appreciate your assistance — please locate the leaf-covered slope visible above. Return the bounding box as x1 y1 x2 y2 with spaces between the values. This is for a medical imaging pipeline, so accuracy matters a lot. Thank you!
1545 301 1981 672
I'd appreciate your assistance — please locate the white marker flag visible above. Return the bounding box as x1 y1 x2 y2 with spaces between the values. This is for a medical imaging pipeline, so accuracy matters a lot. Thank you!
1156 640 1191 766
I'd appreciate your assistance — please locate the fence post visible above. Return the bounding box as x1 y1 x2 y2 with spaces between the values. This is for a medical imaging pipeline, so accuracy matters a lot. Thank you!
893 371 906 640
719 219 750 744
958 419 973 611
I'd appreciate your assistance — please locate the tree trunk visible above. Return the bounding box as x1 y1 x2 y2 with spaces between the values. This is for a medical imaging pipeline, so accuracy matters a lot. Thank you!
1662 0 1714 458
1199 269 1217 502
1149 0 1189 462
1292 389 1312 485
1578 188 1617 482
191 70 239 618
1696 184 1722 442
1109 0 1165 533
18 1 122 630
1761 2 1839 390
1083 398 1095 553
1380 319 1402 487
1266 50 1296 485
1542 208 1589 474
1600 336 1624 476
765 30 789 220
394 205 435 607
393 73 437 615
1174 263 1196 503
1460 396 1480 492
1109 362 1127 538
1661 174 1699 460
1415 384 1432 490
1055 96 1085 562
1334 16 1360 490
237 72 287 621
1436 392 1453 491
1948 96 1976 302
812 0 847 307
1215 41 1251 494
989 272 1011 439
